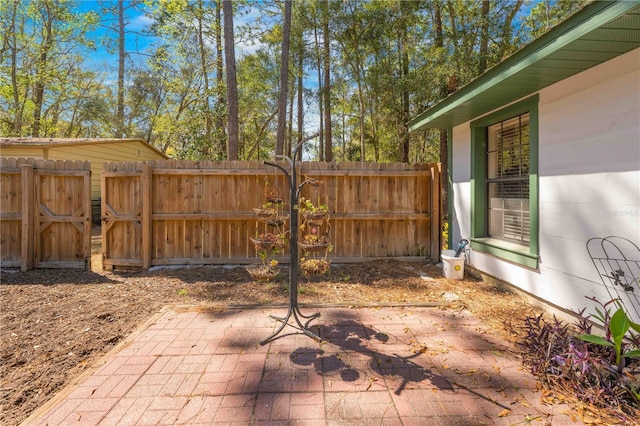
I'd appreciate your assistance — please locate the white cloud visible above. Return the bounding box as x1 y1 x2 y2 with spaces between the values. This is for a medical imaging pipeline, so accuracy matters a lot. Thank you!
234 3 274 57
128 13 154 32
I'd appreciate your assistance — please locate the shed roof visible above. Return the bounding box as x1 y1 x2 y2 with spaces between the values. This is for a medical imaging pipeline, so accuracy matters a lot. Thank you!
408 1 640 131
0 137 168 159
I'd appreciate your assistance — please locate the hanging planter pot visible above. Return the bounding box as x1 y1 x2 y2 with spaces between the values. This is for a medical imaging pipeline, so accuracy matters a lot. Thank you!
264 214 289 228
246 264 281 282
266 195 285 204
298 197 329 222
250 233 286 251
302 211 329 221
254 207 277 219
300 258 331 275
298 235 331 252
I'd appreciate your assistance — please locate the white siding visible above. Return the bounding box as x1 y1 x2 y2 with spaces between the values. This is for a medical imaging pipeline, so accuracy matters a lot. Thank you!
450 48 640 321
451 126 472 247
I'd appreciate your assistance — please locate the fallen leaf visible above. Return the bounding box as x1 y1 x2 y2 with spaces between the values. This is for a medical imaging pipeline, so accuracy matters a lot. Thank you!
497 409 511 417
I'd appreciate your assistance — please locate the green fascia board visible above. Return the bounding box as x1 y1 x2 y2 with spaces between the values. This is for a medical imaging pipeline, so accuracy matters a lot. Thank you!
408 1 640 132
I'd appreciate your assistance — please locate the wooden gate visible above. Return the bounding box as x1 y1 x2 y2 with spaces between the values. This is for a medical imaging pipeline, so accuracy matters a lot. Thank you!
0 158 92 271
101 164 149 269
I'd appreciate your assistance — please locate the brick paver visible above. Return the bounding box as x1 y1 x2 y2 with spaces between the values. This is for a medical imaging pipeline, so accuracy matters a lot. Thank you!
26 306 582 425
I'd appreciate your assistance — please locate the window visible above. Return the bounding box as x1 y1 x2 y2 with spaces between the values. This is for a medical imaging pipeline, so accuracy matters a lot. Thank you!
487 113 530 244
470 96 539 269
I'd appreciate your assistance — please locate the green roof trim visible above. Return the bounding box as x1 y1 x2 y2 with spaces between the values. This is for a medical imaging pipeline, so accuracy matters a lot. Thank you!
408 1 640 131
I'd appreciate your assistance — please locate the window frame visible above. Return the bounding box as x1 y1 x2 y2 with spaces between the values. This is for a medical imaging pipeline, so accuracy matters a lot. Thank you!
470 95 539 269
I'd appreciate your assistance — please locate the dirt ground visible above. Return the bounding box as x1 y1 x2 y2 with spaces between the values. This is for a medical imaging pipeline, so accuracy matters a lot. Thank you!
0 229 548 426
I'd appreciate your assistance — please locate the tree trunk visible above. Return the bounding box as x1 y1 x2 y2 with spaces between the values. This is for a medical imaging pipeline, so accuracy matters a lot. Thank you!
435 1 449 247
9 0 21 135
322 0 332 162
296 34 304 162
370 50 381 162
313 23 324 161
398 2 410 163
197 0 212 157
116 0 125 138
498 0 524 60
215 0 227 158
478 0 490 74
287 84 294 157
275 0 292 156
31 4 54 137
223 0 239 160
445 0 461 76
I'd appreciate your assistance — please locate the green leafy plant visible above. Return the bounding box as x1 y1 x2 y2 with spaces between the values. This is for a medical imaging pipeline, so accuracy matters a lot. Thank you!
577 304 640 373
442 221 449 250
298 197 329 215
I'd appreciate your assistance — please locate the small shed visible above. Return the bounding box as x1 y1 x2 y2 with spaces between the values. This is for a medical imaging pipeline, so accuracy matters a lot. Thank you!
409 2 640 321
0 138 169 201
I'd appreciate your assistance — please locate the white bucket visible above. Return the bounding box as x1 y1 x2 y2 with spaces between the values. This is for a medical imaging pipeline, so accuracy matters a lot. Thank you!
441 249 465 280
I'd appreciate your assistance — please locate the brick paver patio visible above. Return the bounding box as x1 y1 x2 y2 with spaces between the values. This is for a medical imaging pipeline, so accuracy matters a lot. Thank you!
25 306 581 425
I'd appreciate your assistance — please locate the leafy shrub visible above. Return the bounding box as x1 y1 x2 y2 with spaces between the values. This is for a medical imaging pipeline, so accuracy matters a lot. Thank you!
519 298 640 421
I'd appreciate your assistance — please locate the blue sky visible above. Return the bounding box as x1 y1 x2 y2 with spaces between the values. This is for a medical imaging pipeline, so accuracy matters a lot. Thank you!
73 0 320 130
76 0 266 72
76 1 155 71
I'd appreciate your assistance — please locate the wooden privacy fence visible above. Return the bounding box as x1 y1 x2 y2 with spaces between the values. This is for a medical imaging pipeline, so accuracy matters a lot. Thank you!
102 160 441 270
0 158 92 271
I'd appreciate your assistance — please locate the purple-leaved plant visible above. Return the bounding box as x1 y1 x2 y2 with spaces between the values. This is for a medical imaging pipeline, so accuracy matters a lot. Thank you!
519 297 640 420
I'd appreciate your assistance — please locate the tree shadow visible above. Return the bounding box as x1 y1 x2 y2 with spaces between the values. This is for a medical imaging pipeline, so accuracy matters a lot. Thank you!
290 319 452 395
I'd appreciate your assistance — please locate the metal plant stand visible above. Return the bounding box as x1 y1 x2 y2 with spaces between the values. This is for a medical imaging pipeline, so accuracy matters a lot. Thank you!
260 140 321 345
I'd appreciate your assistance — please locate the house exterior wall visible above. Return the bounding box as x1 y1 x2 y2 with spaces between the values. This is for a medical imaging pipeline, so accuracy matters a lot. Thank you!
450 48 640 320
0 140 165 199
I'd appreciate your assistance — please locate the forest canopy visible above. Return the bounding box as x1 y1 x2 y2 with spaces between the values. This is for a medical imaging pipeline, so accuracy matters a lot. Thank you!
0 0 586 162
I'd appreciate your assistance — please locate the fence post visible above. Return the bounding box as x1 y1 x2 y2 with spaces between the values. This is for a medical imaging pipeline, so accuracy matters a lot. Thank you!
430 163 442 263
84 163 92 271
20 164 34 272
141 164 152 269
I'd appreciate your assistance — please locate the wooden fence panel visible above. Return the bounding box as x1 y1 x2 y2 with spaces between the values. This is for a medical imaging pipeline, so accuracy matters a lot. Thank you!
0 158 91 271
298 162 437 260
0 160 23 268
101 160 440 269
